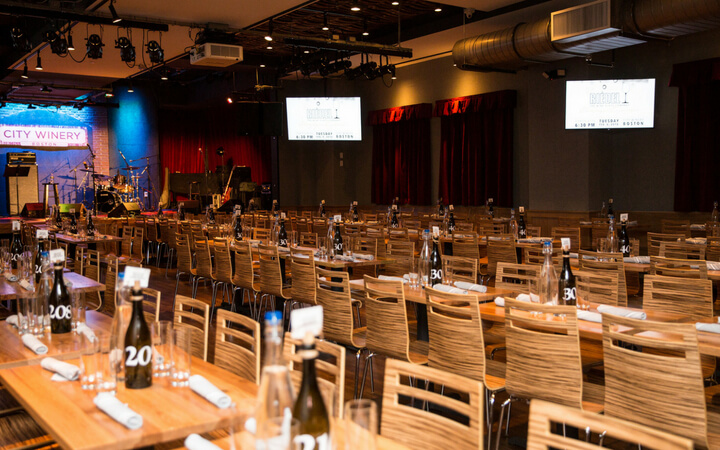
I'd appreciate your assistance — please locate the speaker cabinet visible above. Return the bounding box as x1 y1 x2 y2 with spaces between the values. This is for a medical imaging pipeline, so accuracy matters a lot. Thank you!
21 202 45 218
178 200 201 214
6 164 39 215
108 202 141 218
59 203 86 218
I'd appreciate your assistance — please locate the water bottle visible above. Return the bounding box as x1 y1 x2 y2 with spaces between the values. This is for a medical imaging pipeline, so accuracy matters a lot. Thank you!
538 240 558 305
418 229 431 287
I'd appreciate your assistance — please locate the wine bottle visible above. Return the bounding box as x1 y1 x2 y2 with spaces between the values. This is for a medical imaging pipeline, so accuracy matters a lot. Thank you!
618 213 630 257
333 222 343 255
69 209 78 234
538 240 558 305
256 312 295 449
447 205 456 234
86 213 95 237
177 203 185 221
437 198 445 217
352 201 359 222
34 232 48 284
517 206 527 238
600 201 607 219
712 201 719 223
54 205 62 228
319 200 326 218
278 214 288 247
606 215 618 253
390 205 399 228
607 198 614 218
509 208 518 239
124 281 152 389
293 334 330 450
429 227 442 286
48 256 72 334
206 205 215 224
234 212 243 241
10 221 22 270
419 229 431 287
558 238 576 306
487 198 494 218
272 200 279 215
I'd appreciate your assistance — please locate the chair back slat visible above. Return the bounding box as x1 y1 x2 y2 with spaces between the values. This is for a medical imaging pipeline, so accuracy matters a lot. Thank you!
215 309 260 383
363 275 413 362
174 295 210 361
441 255 477 284
315 268 362 348
495 262 540 294
643 274 713 320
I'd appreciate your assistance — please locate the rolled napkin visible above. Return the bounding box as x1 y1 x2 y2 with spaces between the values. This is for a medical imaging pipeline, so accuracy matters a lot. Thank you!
76 323 97 341
580 255 598 261
41 357 80 381
686 237 707 245
353 253 375 261
432 283 468 294
378 275 406 283
577 310 602 323
708 262 720 271
597 304 647 320
690 223 706 230
3 272 18 282
19 279 32 291
624 256 650 264
189 375 232 409
516 293 540 303
21 334 48 354
569 253 579 259
185 434 223 450
333 254 354 262
6 315 18 327
494 297 505 307
696 322 720 333
93 392 143 430
454 281 487 293
517 237 548 244
277 247 290 253
348 278 364 286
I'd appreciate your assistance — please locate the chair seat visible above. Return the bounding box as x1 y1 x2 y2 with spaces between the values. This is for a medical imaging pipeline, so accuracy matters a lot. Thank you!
351 327 367 348
408 340 429 365
580 400 604 414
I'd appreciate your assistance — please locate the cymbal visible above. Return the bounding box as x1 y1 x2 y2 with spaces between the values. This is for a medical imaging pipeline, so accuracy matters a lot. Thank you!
92 173 112 180
121 166 140 171
116 185 134 193
79 168 95 172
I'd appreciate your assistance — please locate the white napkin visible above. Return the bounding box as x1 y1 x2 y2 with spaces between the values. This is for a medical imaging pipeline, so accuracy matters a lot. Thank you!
494 297 506 307
517 237 548 243
3 272 18 282
696 322 720 333
516 293 540 303
454 281 487 293
686 238 707 245
348 278 364 286
6 315 18 327
277 246 290 253
577 310 602 323
432 284 468 294
185 434 223 450
569 253 579 259
41 357 80 381
292 253 310 259
494 294 535 307
333 254 354 262
189 375 232 409
21 334 48 354
19 279 33 291
93 392 143 430
76 323 97 341
690 223 706 230
624 256 650 264
378 275 407 283
708 262 720 271
353 253 374 261
597 305 647 320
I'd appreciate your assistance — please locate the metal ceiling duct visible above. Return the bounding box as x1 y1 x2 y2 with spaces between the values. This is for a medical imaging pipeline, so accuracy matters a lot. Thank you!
453 0 720 71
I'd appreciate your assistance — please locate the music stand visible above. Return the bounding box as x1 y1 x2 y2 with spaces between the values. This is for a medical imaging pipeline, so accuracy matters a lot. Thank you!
4 165 30 216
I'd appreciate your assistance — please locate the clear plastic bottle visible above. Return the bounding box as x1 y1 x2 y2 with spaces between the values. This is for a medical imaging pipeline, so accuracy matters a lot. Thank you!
538 240 558 305
600 201 607 219
35 251 51 336
509 208 518 239
606 215 618 253
418 229 431 287
326 218 335 259
110 272 132 382
256 311 295 450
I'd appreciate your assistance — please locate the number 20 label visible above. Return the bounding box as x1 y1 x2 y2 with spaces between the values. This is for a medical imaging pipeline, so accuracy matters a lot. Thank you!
125 345 152 367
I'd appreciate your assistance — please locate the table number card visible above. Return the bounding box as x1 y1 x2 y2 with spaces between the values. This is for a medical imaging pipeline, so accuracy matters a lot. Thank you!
49 249 65 263
123 267 151 288
36 230 48 239
561 238 571 252
290 305 323 340
334 214 342 222
620 213 628 221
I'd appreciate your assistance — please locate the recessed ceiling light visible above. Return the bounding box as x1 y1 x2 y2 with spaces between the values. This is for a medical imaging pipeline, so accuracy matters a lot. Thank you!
260 63 266 68
351 1 360 11
304 50 310 54
265 18 273 41
435 7 442 12
35 54 43 71
392 1 399 5
267 45 273 50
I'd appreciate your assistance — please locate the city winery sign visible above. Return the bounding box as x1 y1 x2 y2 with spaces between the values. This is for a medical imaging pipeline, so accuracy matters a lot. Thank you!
0 124 88 148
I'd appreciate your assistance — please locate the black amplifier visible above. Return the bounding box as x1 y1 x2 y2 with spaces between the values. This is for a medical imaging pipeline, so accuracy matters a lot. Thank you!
6 152 36 165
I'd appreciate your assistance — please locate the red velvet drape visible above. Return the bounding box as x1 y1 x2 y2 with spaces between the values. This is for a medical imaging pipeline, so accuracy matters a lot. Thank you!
670 58 720 212
436 90 516 207
158 107 271 187
369 103 432 205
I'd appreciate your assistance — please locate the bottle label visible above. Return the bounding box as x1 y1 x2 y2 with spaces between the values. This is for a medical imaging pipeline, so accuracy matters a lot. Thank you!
620 213 628 222
123 266 151 288
294 433 330 450
519 206 525 213
125 345 152 367
49 248 65 263
519 229 527 238
334 214 342 222
49 304 72 320
430 269 443 284
620 244 630 255
12 221 20 231
279 238 288 247
334 242 343 252
562 287 577 303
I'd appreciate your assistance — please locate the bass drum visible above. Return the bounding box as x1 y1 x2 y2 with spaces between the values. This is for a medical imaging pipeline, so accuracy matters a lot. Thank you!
96 189 121 213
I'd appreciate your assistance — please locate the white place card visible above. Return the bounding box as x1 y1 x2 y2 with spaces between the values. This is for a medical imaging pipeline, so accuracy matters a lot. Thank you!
334 214 342 222
49 248 65 263
290 305 324 340
36 229 48 239
561 238 571 251
12 221 20 231
123 266 151 288
620 213 628 221
519 206 525 213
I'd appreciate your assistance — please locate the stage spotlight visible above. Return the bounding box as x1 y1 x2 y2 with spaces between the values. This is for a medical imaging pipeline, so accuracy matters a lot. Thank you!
351 0 361 11
109 0 122 24
45 31 68 56
379 64 396 79
21 60 28 79
86 34 104 59
11 27 31 52
361 61 378 80
35 54 43 71
67 34 75 51
115 36 135 63
146 40 164 64
322 13 329 31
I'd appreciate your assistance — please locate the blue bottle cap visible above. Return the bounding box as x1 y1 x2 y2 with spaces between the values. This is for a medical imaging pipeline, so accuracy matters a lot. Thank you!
41 251 49 257
265 311 282 324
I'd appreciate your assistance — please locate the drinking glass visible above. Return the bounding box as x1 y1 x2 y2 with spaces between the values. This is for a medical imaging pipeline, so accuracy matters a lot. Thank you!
80 334 101 390
70 287 85 331
17 291 36 336
96 332 117 394
171 327 192 387
151 321 173 378
344 399 377 450
442 268 453 286
258 416 299 450
0 248 10 274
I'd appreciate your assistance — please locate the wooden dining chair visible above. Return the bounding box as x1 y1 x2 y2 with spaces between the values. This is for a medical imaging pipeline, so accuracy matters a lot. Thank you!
441 254 478 284
82 250 102 311
174 295 210 361
453 233 480 259
496 299 602 450
383 240 414 277
525 225 542 237
487 239 517 282
361 275 428 397
494 262 540 295
208 239 234 321
311 218 328 235
253 227 271 242
650 255 708 279
578 251 628 307
574 269 619 307
647 232 686 257
661 219 691 237
129 226 144 263
289 248 317 307
643 274 713 320
455 221 474 232
523 246 561 266
426 288 506 450
283 333 346 418
659 240 706 259
602 315 720 449
381 358 484 450
258 244 294 322
526 399 693 450
299 232 318 248
214 309 261 383
72 246 85 275
173 233 196 302
551 227 581 253
707 236 720 261
191 240 214 300
387 227 409 240
141 288 161 323
315 268 367 398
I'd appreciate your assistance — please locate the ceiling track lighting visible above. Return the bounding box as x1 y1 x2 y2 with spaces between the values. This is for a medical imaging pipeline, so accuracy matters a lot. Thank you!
86 33 104 59
146 39 164 64
11 27 31 52
67 34 75 51
362 19 369 36
265 18 273 41
21 60 28 79
351 1 361 12
45 30 68 56
127 82 134 93
322 13 329 31
109 0 122 24
115 36 135 63
35 53 43 71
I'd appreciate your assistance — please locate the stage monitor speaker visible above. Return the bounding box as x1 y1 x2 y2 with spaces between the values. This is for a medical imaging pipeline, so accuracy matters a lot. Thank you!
178 200 201 214
21 202 45 218
234 102 261 136
59 203 86 218
261 102 283 136
217 199 243 212
108 202 141 218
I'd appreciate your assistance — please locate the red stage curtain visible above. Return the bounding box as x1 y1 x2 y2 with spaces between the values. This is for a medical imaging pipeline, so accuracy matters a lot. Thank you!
436 90 516 207
158 108 271 187
369 103 432 205
670 58 720 212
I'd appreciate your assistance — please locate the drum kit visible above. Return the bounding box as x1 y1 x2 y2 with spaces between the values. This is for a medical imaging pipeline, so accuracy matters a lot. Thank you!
78 162 154 213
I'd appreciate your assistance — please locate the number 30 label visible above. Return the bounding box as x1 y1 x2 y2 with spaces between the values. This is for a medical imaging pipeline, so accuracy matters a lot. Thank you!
48 304 71 320
125 345 152 367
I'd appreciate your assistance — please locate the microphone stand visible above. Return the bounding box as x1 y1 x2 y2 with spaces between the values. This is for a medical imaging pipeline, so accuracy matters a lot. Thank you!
88 144 96 215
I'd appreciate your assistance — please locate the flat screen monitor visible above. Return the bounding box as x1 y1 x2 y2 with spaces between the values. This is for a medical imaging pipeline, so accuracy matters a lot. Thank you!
565 79 655 129
286 97 362 141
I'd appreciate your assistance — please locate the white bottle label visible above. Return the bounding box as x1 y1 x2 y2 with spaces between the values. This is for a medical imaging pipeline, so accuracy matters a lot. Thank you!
519 206 525 213
563 287 577 302
49 248 65 263
49 304 72 320
620 213 628 221
125 345 152 367
561 238 571 251
294 433 330 450
12 221 20 231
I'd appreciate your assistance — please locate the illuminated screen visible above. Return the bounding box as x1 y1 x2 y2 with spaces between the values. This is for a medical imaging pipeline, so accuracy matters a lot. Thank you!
565 79 655 129
286 97 362 141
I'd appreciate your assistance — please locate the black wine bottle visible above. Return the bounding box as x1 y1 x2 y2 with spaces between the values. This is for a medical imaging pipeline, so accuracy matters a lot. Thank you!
54 206 62 228
558 239 576 306
390 206 399 228
447 205 456 234
607 198 614 218
278 216 288 247
429 229 443 286
48 260 72 334
292 335 330 449
178 203 185 221
234 213 243 240
437 198 445 217
125 282 152 389
518 206 527 238
352 201 359 222
34 238 47 284
319 200 326 218
333 223 343 255
206 206 215 224
86 213 95 237
618 214 630 257
69 209 78 234
10 221 22 270
487 198 494 218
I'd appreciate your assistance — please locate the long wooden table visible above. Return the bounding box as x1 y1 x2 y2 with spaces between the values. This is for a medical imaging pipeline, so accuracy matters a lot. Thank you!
0 310 112 369
0 271 105 301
